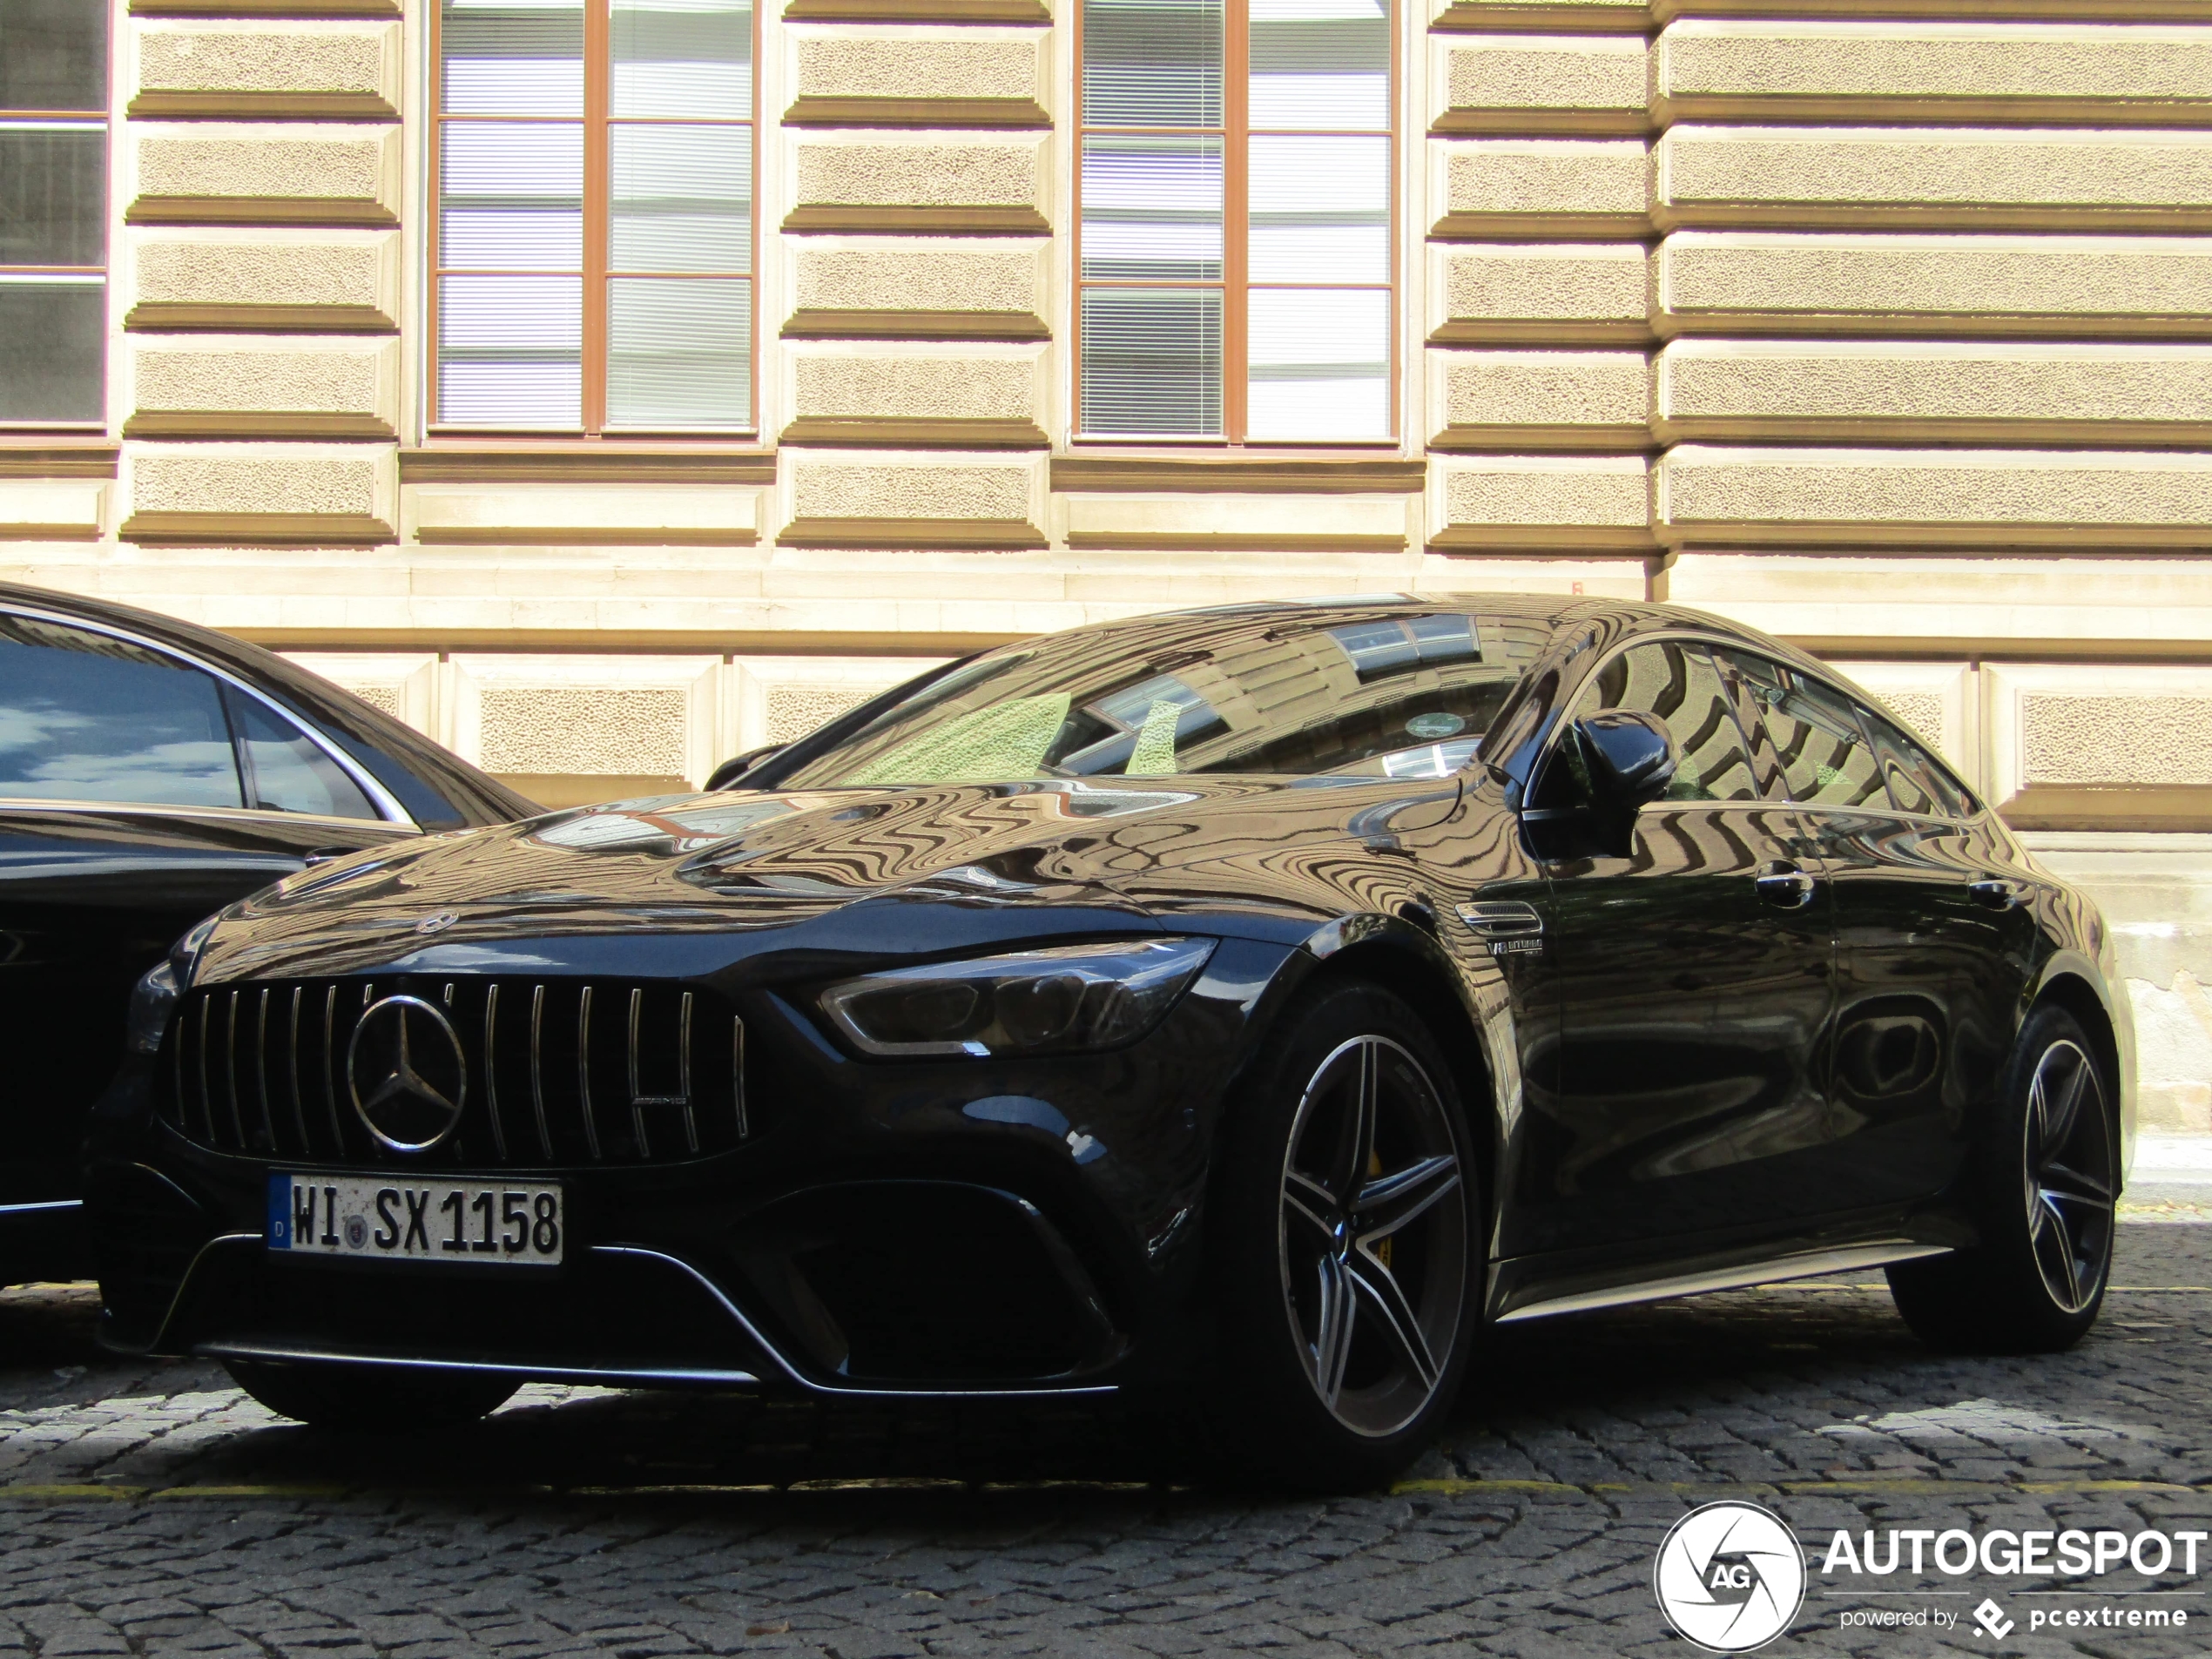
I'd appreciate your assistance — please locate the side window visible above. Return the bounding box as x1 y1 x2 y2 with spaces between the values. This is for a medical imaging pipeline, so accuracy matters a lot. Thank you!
1561 640 1759 803
228 691 377 820
1859 705 1975 819
0 613 244 808
1726 653 1885 810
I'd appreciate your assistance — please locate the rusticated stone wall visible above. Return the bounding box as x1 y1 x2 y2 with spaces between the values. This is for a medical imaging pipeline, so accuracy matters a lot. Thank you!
3 0 2211 1118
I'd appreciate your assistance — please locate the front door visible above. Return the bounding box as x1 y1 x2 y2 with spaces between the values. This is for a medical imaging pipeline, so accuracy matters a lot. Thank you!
1507 637 1837 1258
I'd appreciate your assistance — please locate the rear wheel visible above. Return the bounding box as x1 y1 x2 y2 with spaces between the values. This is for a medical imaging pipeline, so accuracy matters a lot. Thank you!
1887 1004 2118 1353
1207 981 1480 1492
225 1358 517 1430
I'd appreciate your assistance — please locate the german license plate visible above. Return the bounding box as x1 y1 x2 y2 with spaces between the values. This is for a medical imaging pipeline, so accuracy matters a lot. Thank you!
268 1174 564 1265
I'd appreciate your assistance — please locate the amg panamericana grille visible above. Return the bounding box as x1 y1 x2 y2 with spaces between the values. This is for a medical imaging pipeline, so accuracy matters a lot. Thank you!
160 976 748 1168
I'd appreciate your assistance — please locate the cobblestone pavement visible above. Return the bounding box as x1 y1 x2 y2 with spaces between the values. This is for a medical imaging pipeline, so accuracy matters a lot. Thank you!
3 1225 2210 1658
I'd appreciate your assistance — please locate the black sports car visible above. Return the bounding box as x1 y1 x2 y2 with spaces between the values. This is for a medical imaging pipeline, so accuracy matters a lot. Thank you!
86 597 2134 1487
0 582 535 1287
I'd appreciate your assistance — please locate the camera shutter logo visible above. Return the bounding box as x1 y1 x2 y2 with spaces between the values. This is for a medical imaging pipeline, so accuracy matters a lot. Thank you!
347 995 468 1154
1653 1501 1807 1652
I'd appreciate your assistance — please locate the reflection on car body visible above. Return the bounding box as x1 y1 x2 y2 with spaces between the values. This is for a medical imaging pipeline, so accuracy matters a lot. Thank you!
0 581 535 1287
86 596 2134 1488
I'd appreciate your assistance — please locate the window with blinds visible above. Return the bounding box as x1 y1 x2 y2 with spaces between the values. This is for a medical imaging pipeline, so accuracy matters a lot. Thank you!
0 0 107 427
1077 0 1392 443
435 0 756 433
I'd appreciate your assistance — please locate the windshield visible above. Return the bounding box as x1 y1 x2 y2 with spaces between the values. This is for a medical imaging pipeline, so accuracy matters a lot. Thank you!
767 607 1552 787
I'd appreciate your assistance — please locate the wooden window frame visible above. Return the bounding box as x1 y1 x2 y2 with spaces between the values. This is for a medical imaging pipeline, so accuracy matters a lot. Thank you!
1070 0 1399 449
0 59 111 433
428 0 763 439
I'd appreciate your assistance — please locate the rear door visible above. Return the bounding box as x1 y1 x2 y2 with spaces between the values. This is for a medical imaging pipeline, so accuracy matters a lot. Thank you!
1721 653 2023 1208
1509 637 1837 1257
0 610 406 1224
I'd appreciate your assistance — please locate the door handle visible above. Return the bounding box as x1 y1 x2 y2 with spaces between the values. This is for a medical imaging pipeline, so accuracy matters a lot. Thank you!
1968 878 2020 911
1754 863 1817 910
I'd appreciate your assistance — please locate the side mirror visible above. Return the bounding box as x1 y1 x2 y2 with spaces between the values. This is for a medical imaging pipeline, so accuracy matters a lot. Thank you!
1571 709 1679 810
706 744 786 792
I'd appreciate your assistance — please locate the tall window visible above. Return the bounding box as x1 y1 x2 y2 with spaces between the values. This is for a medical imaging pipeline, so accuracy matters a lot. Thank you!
0 0 106 427
1076 0 1393 443
434 0 757 433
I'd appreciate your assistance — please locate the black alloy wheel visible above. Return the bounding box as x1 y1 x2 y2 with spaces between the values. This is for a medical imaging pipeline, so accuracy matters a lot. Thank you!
1280 1034 1470 1439
1888 1003 2118 1353
2020 1035 2118 1316
1208 980 1480 1491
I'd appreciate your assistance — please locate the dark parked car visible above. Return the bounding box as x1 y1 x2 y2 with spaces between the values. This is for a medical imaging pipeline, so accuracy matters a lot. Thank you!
87 597 2132 1487
0 582 536 1286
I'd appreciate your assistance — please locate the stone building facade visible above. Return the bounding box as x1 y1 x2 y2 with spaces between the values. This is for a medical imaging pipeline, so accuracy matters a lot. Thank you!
3 0 2211 1124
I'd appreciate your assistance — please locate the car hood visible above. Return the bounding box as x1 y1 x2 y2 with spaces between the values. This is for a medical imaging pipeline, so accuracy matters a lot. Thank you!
194 772 1468 984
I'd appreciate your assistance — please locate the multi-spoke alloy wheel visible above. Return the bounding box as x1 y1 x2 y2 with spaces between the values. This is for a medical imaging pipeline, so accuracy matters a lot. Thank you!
1279 1035 1469 1440
1887 1003 2118 1354
2021 1037 2116 1315
1206 981 1481 1490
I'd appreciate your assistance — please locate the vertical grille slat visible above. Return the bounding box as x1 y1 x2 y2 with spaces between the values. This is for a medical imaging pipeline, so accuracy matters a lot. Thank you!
732 1013 749 1142
254 988 274 1153
529 982 553 1161
287 987 309 1156
576 984 603 1162
223 990 245 1149
160 975 752 1170
482 983 509 1162
320 985 344 1154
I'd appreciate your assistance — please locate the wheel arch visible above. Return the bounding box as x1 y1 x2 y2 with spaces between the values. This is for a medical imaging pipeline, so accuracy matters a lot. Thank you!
1290 929 1501 1219
2027 962 2134 1178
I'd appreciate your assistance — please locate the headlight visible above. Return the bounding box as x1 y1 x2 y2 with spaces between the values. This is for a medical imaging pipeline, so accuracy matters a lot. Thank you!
125 959 182 1056
126 916 219 1056
819 937 1216 1057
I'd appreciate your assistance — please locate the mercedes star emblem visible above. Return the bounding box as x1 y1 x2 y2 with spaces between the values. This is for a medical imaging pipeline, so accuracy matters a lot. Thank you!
415 911 460 935
347 995 468 1154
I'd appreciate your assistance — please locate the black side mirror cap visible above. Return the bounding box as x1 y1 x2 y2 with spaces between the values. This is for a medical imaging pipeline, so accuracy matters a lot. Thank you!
1571 709 1679 810
706 744 787 792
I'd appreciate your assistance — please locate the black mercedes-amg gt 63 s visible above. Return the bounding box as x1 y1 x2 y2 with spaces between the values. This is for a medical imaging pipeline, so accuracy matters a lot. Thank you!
87 597 2133 1488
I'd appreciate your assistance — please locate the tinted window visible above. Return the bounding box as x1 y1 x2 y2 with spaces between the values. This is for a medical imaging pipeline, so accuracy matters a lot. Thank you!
1562 640 1759 803
0 613 244 807
1726 653 1885 810
1859 705 1974 819
771 610 1548 786
231 692 377 819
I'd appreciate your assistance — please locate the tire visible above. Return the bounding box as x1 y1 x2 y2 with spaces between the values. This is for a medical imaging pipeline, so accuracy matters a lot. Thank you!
1887 1003 2119 1354
1205 979 1482 1493
225 1358 518 1430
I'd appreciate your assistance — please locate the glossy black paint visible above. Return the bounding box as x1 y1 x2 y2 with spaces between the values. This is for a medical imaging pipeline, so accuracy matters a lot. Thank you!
1 583 536 1284
84 597 2136 1398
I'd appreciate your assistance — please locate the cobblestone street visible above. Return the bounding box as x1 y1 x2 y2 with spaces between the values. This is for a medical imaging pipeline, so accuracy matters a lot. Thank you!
3 1224 2209 1658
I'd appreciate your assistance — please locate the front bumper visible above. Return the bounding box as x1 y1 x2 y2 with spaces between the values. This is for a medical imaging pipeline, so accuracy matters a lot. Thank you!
86 935 1294 1396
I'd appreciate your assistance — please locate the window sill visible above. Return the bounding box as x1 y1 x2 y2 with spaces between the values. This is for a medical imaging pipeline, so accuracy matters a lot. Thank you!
1050 452 1426 495
401 442 775 485
0 439 118 479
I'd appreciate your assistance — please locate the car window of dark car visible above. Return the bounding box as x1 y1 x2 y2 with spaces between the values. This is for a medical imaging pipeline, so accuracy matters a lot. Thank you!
1539 639 1760 806
767 611 1546 786
1723 651 1886 810
226 688 378 819
0 611 246 808
1858 704 1976 819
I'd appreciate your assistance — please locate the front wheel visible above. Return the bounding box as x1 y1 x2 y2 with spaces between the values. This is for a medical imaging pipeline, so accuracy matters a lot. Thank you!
1888 1004 2119 1353
1206 981 1481 1492
226 1358 518 1430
